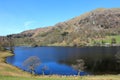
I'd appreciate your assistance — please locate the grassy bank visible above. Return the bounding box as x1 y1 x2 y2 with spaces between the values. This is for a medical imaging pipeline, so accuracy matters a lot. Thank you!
0 75 120 80
0 51 31 77
0 51 120 80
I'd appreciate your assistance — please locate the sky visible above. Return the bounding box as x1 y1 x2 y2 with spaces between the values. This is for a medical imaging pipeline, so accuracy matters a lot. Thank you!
0 0 120 36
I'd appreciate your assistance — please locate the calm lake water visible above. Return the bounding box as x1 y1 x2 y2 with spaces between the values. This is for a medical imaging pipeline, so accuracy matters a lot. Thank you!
6 46 120 75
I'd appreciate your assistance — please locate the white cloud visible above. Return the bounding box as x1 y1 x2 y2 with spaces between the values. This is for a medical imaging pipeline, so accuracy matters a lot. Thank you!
23 21 35 29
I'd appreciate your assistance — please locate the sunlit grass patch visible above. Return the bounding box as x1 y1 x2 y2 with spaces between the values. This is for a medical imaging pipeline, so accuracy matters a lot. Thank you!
0 51 31 77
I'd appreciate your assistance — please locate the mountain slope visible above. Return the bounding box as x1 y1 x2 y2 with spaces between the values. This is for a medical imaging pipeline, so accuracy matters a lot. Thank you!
6 8 120 46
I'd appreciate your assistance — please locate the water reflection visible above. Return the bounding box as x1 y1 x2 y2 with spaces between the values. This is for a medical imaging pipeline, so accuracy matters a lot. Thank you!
6 46 120 75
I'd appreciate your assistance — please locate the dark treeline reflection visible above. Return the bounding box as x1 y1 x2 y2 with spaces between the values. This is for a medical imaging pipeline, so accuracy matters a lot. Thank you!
59 46 120 74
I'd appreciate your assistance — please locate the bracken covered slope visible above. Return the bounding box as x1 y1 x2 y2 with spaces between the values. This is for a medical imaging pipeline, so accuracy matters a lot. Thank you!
3 8 120 46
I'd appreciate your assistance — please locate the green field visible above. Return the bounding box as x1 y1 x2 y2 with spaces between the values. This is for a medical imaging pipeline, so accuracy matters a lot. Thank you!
0 51 120 80
104 35 120 44
91 35 120 46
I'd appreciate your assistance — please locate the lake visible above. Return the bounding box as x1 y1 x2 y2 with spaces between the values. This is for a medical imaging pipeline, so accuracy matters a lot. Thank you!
6 46 120 75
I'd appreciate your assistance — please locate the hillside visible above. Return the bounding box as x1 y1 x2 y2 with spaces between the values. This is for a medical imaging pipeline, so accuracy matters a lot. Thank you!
4 8 120 46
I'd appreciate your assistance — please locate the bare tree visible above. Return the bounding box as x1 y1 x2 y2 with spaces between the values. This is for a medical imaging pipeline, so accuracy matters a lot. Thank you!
6 35 14 52
72 59 86 76
41 65 49 75
115 50 120 63
111 38 116 44
23 56 41 74
0 41 5 51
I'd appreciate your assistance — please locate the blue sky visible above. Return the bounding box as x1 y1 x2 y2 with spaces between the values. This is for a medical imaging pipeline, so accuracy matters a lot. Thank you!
0 0 120 36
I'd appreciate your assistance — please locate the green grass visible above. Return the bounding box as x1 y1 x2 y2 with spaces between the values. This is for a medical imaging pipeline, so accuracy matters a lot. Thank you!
104 35 120 44
90 35 120 46
0 75 120 80
0 75 85 80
